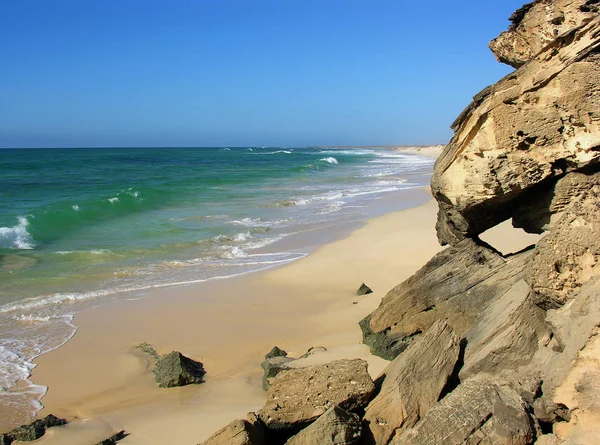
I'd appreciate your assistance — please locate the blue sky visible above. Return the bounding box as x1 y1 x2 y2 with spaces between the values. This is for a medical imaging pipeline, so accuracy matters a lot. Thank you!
0 1 526 148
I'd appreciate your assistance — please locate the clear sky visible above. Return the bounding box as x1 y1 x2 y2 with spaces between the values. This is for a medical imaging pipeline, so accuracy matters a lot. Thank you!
0 1 527 148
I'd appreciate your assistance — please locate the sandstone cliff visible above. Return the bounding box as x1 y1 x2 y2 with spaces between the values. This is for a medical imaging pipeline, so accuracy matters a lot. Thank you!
199 1 600 444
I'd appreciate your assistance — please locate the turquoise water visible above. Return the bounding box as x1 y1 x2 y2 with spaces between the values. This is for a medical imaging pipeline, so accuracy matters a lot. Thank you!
0 146 434 416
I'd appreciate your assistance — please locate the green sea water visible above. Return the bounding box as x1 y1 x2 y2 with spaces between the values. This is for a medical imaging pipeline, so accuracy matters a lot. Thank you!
0 146 435 416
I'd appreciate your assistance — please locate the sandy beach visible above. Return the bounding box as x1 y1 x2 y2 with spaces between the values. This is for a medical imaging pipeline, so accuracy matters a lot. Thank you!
7 188 442 444
5 175 540 445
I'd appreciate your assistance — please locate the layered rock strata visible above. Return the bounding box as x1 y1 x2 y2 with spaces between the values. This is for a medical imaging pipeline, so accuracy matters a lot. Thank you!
194 1 600 443
432 13 600 245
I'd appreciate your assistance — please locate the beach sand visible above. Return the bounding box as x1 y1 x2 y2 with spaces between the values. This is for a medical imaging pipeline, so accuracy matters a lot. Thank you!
9 188 538 444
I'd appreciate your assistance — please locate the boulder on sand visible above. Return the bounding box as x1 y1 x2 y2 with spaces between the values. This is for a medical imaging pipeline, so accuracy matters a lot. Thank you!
153 351 206 388
356 283 373 296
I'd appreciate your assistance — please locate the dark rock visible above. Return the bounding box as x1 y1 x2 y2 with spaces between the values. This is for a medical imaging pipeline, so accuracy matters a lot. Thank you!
0 414 67 444
261 346 293 390
285 406 361 445
96 430 128 445
264 346 288 360
360 238 531 360
356 283 373 296
153 351 206 388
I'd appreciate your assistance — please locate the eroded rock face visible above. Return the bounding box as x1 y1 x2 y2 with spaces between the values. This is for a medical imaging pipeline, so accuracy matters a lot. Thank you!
459 279 549 380
360 238 531 360
512 166 600 232
362 321 460 445
391 375 535 445
490 0 599 68
285 406 361 445
432 17 600 246
525 187 600 309
257 359 374 431
199 413 264 445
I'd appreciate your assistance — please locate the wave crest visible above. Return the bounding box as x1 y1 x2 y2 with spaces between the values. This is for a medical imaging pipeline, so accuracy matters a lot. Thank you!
0 217 35 250
319 157 339 165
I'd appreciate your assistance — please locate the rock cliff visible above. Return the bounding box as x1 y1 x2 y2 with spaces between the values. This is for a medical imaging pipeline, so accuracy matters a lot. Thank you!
198 1 600 443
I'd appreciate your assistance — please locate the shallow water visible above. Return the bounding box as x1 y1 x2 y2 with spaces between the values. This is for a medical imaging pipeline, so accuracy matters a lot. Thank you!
0 146 435 418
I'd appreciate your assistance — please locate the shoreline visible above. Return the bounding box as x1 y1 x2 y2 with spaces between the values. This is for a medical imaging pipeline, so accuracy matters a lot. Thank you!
0 146 441 429
20 190 444 444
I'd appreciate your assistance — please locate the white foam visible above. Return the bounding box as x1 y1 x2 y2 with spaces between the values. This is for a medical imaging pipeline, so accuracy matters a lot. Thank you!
318 149 376 156
0 217 35 250
242 235 284 250
255 150 292 155
13 315 52 323
108 197 119 203
54 249 112 256
72 204 80 211
319 201 345 214
233 231 253 242
222 246 248 259
231 217 266 227
0 289 115 314
0 345 33 390
319 157 339 165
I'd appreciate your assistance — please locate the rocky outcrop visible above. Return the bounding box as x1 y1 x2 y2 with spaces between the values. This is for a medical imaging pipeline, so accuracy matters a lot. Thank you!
432 15 600 245
360 238 532 360
489 0 599 68
362 321 461 444
525 186 600 309
285 406 361 445
257 359 374 431
199 413 264 445
392 375 535 445
0 415 67 444
153 351 206 388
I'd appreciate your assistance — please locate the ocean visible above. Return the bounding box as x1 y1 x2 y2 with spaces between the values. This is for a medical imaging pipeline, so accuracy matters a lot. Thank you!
0 146 434 416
